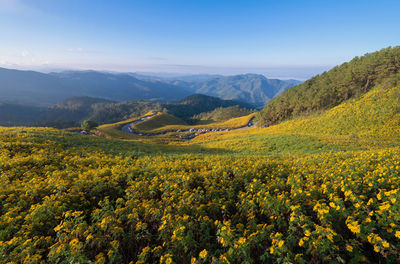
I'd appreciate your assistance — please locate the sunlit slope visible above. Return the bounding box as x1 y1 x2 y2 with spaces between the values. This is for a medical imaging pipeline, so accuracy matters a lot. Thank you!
257 46 400 126
96 113 152 140
268 84 400 139
192 85 400 152
95 111 181 144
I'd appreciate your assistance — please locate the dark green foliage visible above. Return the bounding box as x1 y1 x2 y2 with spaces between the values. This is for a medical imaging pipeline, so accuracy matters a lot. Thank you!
166 94 252 123
88 100 163 123
257 46 400 126
81 120 98 131
33 120 78 129
0 102 43 126
42 96 115 123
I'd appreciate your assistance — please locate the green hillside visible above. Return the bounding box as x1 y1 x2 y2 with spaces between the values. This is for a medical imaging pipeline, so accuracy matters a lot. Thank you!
257 46 400 126
270 84 400 140
133 113 187 132
166 94 252 123
192 83 400 154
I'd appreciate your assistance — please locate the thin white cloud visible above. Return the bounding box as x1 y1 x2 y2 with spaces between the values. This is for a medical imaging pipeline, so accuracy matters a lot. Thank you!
67 48 85 53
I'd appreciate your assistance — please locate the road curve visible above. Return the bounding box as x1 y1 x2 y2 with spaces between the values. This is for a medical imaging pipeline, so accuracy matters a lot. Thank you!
120 115 256 140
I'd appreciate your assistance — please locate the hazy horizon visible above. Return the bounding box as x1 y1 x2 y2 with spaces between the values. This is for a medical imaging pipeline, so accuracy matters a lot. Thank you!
1 0 399 80
0 63 332 81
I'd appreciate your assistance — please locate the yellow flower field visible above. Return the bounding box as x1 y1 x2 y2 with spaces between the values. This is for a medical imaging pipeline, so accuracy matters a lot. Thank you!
0 125 399 263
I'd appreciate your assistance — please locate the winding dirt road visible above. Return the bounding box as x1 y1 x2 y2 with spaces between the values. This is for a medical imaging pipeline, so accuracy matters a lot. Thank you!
120 115 256 139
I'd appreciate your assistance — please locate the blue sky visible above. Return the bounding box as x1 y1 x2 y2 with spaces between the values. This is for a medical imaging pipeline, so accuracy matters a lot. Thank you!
0 0 399 79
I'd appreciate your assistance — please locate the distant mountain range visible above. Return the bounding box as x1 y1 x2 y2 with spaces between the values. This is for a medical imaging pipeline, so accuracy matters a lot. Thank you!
172 74 300 107
132 73 301 107
0 67 300 107
0 68 191 106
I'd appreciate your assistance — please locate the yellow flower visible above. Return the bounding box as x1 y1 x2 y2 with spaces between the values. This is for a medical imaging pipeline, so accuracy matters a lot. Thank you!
295 253 303 261
237 237 246 244
298 238 304 247
346 218 361 234
304 230 311 237
382 241 389 248
395 231 400 239
71 211 83 217
344 190 352 197
199 249 208 259
346 245 353 252
69 239 79 246
278 240 284 247
374 245 379 252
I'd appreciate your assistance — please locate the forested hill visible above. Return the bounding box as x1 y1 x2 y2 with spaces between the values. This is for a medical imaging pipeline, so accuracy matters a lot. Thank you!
257 46 400 126
162 94 253 122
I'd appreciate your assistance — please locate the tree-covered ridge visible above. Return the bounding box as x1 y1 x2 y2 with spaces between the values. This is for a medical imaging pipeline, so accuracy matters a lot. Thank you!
257 46 400 126
163 94 252 123
192 105 254 122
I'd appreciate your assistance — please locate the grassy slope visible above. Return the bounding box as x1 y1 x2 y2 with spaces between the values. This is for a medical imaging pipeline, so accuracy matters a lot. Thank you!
273 84 400 140
98 112 255 144
191 85 400 153
95 111 179 144
132 113 256 134
132 113 187 132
